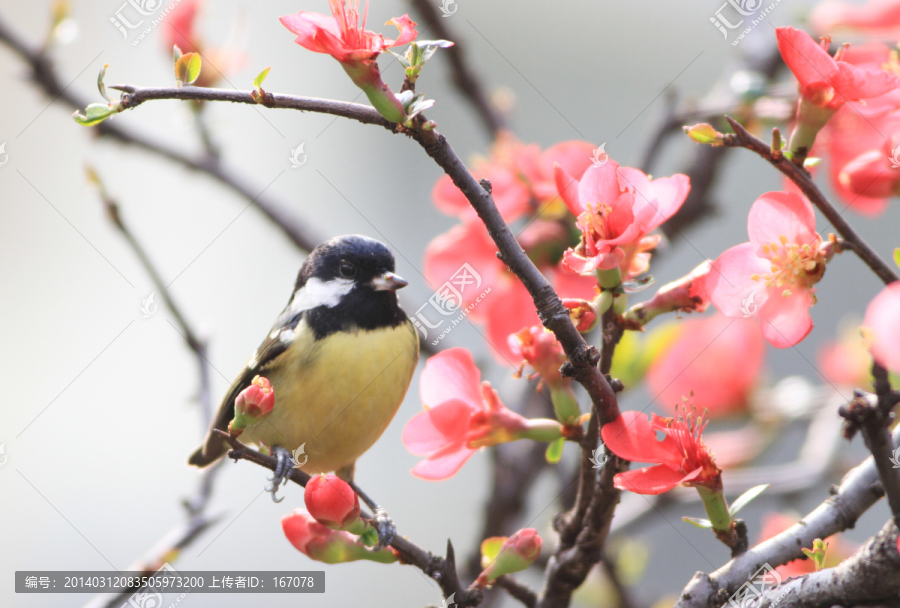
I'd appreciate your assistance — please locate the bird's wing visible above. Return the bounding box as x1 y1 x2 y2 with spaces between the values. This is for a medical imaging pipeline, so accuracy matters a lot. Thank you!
188 312 303 466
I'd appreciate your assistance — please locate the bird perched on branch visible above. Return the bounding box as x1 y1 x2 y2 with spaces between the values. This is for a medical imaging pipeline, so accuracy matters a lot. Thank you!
189 235 419 547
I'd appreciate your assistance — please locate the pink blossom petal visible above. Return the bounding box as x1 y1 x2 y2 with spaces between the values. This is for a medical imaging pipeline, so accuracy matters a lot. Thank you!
578 161 625 207
776 26 838 90
554 163 584 217
757 288 814 348
613 465 700 495
411 443 477 480
402 399 475 454
748 192 817 250
601 411 683 470
706 243 773 318
420 349 483 408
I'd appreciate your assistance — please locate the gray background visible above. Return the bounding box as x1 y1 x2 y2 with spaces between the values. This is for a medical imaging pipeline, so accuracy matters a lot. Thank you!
1 0 895 606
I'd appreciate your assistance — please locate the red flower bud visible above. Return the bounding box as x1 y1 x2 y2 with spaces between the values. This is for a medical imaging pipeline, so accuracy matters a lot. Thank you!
304 474 361 531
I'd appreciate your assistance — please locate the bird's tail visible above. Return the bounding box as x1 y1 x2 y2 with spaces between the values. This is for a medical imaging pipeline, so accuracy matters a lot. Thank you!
187 441 226 468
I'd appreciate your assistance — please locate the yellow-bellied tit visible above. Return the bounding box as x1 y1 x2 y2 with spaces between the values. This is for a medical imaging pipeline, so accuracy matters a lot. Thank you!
189 235 419 546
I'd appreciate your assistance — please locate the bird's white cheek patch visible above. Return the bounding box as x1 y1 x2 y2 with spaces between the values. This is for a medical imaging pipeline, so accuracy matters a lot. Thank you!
289 277 354 313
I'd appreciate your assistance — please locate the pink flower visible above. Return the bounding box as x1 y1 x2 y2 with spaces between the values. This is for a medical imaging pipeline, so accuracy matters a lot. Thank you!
601 409 721 495
280 1 417 122
646 314 764 418
282 510 396 564
863 282 900 373
304 474 361 531
776 26 898 111
811 0 900 40
474 528 543 588
706 192 832 348
423 221 595 362
280 1 416 66
432 135 596 223
402 349 560 480
555 160 689 277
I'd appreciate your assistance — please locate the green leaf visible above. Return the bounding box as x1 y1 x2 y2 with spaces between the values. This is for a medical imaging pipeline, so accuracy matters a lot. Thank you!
72 103 117 126
97 63 110 102
682 517 713 529
174 52 201 86
684 123 723 145
894 248 899 269
359 526 379 548
480 537 506 567
728 484 769 517
253 67 271 90
545 437 564 464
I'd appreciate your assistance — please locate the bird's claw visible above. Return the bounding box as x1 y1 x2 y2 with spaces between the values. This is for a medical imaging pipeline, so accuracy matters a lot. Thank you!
264 446 293 503
373 508 395 550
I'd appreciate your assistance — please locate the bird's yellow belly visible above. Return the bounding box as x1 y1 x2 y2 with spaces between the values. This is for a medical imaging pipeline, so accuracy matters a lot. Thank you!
240 320 418 475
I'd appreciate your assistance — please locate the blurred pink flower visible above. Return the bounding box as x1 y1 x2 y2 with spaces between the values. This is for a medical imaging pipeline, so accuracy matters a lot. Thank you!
706 192 831 348
811 0 900 40
646 314 765 418
863 282 900 373
423 220 595 362
776 26 898 112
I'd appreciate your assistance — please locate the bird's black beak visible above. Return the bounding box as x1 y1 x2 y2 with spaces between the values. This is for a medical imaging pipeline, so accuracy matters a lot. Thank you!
370 272 408 291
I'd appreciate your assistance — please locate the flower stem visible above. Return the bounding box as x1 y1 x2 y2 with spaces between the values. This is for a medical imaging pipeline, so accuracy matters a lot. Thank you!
696 486 732 532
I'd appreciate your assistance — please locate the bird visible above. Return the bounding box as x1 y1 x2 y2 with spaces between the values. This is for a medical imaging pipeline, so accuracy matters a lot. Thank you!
189 235 419 546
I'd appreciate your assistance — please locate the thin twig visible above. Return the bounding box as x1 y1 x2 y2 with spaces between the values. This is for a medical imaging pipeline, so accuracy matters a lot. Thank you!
0 14 319 253
721 116 899 286
495 575 538 608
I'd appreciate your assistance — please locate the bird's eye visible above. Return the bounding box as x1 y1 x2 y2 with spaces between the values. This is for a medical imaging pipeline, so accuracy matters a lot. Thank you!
339 262 356 277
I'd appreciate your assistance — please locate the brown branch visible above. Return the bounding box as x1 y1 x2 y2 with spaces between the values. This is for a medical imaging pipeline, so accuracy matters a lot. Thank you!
407 0 506 138
218 432 483 606
721 116 899 286
673 415 900 608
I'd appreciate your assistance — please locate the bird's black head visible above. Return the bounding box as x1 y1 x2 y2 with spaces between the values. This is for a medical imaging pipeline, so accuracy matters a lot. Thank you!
290 235 409 338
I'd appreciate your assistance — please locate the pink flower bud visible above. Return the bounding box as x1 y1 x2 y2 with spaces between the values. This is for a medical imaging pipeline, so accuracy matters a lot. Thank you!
508 326 567 385
282 510 396 565
230 376 275 432
474 528 543 588
235 376 275 418
304 474 362 531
